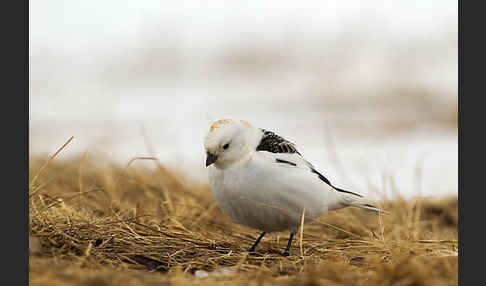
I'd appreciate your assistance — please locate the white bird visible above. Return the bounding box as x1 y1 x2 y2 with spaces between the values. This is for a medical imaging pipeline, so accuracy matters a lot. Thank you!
204 119 388 256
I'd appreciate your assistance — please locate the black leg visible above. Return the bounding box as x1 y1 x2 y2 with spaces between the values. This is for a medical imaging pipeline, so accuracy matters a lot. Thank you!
282 232 295 256
248 232 266 252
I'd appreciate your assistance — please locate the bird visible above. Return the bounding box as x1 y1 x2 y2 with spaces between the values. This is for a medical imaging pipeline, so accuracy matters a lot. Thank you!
204 119 388 256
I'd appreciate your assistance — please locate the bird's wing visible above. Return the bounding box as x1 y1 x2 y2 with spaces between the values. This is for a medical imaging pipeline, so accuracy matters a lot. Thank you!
257 151 334 189
256 129 301 155
254 128 363 198
247 149 345 219
253 150 389 214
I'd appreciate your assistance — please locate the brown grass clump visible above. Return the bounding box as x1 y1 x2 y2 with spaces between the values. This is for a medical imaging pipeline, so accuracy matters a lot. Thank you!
29 148 458 285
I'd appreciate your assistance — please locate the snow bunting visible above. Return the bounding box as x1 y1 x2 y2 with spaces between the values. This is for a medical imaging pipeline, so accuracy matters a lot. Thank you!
204 119 388 256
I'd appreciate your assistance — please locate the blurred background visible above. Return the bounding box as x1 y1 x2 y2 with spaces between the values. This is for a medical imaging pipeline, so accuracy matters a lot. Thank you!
29 0 457 200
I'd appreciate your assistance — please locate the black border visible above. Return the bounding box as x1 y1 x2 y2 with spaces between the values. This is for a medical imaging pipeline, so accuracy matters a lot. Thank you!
5 0 29 285
459 0 480 284
457 0 462 284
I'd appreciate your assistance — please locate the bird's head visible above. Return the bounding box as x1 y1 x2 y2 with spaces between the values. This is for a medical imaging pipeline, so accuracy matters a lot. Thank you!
204 119 261 169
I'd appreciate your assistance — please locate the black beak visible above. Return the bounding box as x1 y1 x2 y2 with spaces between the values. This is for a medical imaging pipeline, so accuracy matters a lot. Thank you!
206 152 218 167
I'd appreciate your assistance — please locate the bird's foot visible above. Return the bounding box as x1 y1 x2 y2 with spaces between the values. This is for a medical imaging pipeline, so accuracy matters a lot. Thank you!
247 247 259 255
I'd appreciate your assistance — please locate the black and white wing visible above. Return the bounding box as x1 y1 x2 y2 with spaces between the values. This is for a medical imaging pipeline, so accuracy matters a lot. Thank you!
256 129 301 155
255 128 363 198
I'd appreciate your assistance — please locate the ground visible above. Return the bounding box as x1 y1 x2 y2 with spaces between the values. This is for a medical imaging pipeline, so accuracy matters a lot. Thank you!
29 154 458 286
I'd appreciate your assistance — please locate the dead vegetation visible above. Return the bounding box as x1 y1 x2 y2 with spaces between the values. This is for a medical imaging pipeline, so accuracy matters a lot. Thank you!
29 144 458 286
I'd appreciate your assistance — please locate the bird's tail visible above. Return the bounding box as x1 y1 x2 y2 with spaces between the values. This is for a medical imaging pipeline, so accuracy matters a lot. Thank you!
336 188 391 215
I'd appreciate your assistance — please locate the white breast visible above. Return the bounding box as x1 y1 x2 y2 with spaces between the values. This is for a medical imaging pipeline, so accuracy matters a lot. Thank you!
208 151 345 233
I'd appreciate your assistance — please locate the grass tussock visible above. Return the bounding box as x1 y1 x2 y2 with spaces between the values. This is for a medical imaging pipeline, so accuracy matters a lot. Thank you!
29 149 458 286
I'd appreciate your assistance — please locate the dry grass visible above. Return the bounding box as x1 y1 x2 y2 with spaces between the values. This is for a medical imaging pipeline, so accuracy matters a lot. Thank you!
29 149 458 286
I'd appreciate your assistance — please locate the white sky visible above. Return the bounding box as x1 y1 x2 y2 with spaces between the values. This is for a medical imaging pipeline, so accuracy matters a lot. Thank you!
29 1 458 199
30 0 457 55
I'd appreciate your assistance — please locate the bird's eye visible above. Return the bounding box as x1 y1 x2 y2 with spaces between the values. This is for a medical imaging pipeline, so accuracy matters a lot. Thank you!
223 143 230 150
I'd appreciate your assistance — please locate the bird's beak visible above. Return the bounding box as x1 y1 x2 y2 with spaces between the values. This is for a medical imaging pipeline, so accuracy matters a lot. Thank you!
206 152 218 167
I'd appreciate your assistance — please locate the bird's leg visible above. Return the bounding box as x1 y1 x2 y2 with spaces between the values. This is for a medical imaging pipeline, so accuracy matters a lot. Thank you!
282 232 295 256
248 232 266 252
